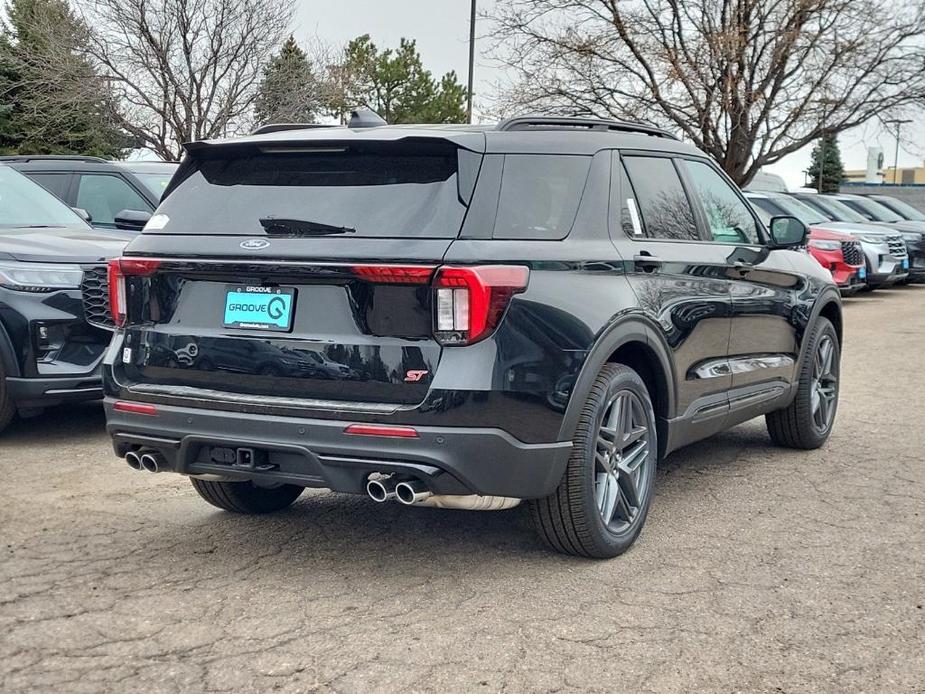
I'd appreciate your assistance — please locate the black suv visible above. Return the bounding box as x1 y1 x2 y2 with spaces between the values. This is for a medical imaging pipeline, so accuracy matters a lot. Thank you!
0 165 125 432
0 156 177 232
103 115 842 558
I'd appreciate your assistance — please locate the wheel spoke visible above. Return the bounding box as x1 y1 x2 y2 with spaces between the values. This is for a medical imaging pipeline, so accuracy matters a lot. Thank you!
820 339 834 376
595 447 614 475
816 394 828 428
624 423 647 447
596 472 619 522
616 465 641 509
619 440 648 475
606 395 623 432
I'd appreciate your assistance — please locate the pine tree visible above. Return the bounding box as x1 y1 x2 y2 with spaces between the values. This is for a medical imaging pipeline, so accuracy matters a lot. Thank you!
253 36 320 126
807 132 845 193
0 0 127 157
337 35 466 124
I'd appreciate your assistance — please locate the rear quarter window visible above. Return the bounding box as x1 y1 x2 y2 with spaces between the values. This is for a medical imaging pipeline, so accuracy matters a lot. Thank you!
492 154 590 240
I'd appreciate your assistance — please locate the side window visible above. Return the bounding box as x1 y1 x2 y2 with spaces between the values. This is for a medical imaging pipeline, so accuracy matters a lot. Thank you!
75 174 150 227
683 160 761 244
748 199 775 226
493 154 591 240
622 156 697 240
27 173 70 200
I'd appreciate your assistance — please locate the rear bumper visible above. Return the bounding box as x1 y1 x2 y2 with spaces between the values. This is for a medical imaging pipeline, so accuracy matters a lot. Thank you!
7 374 103 409
105 399 572 499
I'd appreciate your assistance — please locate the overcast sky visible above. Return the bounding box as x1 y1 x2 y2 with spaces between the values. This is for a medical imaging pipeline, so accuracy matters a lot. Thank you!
291 0 923 188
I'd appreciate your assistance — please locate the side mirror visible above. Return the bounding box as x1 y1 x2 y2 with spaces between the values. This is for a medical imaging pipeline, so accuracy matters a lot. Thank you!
114 209 152 232
71 207 92 223
768 215 807 249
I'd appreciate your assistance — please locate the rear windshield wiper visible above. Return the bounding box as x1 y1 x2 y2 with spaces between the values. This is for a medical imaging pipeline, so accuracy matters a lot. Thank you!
259 218 356 237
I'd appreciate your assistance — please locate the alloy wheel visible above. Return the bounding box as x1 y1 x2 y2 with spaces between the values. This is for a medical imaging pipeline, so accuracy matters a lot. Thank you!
594 390 652 534
811 335 838 432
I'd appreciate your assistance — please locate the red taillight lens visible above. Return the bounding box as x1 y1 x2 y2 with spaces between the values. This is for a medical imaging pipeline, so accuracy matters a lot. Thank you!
108 258 161 327
351 265 435 284
432 265 529 345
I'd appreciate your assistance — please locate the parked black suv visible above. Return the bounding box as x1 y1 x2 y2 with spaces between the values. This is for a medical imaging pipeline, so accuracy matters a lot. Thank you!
0 156 177 232
103 115 842 558
0 165 126 432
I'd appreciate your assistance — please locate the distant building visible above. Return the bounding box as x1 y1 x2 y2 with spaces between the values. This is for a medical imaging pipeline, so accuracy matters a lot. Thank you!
845 160 925 185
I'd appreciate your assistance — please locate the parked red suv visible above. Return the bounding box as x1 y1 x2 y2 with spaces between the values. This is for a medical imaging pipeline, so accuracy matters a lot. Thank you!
807 227 866 294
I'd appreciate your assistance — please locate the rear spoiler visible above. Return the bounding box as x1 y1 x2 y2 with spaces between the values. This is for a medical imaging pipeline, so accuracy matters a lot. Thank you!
163 132 487 202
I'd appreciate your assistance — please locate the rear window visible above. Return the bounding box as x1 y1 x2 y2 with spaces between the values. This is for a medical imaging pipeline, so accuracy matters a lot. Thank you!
493 155 590 240
154 141 471 238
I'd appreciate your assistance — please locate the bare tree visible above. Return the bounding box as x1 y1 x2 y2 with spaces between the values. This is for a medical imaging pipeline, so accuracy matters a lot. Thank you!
488 0 925 184
76 0 293 160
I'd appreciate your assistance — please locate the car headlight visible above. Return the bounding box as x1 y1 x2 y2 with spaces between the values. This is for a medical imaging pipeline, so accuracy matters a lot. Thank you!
0 261 83 292
809 239 841 251
856 234 884 243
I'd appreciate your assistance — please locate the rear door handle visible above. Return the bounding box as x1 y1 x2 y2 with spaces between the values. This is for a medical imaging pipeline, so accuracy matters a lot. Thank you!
633 254 663 271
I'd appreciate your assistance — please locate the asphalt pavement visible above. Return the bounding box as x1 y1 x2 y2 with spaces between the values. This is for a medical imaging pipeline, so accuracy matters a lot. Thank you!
2 286 924 693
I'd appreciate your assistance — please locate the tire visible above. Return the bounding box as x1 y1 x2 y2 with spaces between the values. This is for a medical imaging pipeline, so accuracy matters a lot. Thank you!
766 316 840 450
530 364 658 559
0 362 15 435
190 478 303 514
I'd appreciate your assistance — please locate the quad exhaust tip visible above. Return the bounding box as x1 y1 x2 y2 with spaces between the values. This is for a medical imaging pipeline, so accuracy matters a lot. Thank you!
395 480 432 506
366 476 397 503
125 451 142 470
139 452 163 473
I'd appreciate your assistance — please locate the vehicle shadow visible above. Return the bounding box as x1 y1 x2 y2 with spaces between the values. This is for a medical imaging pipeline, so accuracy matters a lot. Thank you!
140 421 784 573
0 401 106 446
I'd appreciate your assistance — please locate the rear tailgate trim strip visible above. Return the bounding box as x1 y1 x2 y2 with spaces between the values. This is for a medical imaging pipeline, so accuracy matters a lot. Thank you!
126 383 401 414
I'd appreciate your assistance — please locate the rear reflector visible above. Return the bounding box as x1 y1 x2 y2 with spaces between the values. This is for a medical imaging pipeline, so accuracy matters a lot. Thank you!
113 401 158 416
344 424 419 438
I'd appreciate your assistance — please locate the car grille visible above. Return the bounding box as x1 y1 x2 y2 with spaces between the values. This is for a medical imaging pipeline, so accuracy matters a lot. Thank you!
887 235 908 259
80 265 114 330
841 240 864 266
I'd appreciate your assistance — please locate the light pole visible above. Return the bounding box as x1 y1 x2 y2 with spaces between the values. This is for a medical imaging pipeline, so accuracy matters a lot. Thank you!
885 119 913 185
466 0 476 124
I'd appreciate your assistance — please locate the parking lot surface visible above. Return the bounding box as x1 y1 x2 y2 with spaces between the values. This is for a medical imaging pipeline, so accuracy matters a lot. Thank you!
2 287 924 693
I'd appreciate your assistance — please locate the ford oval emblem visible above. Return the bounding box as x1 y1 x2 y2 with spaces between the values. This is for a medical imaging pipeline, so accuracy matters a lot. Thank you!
240 238 270 250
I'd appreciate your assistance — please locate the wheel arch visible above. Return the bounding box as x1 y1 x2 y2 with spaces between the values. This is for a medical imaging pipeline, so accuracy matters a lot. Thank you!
818 298 843 345
557 316 676 458
0 321 20 378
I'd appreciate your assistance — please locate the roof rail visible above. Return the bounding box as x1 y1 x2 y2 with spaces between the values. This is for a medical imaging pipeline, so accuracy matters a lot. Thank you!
0 154 109 163
250 123 339 135
497 116 678 140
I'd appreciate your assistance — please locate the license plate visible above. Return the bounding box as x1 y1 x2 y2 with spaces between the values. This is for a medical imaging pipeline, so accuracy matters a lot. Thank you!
902 258 910 270
223 286 295 331
858 266 867 279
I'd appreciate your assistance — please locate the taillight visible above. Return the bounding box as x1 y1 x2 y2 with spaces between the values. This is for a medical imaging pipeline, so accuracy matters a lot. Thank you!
432 265 529 345
108 258 161 327
351 265 435 284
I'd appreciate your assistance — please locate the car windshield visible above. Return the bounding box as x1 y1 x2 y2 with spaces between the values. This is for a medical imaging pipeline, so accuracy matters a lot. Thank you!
155 141 470 238
843 196 904 222
0 166 88 229
769 196 828 225
134 173 174 200
797 195 868 223
874 196 925 222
